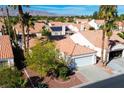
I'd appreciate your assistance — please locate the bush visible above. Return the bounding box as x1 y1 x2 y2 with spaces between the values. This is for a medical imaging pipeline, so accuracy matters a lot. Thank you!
42 29 51 36
58 66 70 80
35 82 48 88
25 41 60 76
0 68 27 88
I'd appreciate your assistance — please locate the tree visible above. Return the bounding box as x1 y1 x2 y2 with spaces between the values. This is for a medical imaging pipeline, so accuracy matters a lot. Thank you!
23 12 36 53
98 5 117 65
92 11 98 19
10 5 27 54
9 16 19 44
25 41 68 78
25 41 59 76
117 32 124 39
0 68 27 88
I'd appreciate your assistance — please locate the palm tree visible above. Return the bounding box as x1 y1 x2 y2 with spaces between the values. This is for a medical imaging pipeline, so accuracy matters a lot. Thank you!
10 17 19 44
10 5 27 54
98 5 117 65
23 12 36 53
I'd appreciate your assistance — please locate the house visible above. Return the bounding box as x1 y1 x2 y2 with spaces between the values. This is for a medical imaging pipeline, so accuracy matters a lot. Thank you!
50 26 66 36
15 22 45 38
0 35 14 67
88 19 105 30
115 21 124 31
55 37 97 68
29 38 40 49
70 30 124 61
64 23 84 32
48 21 63 27
75 19 89 24
95 19 105 26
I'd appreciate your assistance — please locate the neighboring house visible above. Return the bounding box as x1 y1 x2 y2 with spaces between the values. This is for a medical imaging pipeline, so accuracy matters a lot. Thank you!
74 19 89 31
64 23 84 32
70 30 124 61
0 35 14 67
15 22 45 38
88 19 99 30
29 38 40 49
55 37 97 68
75 19 89 24
88 19 105 30
75 19 105 30
50 26 66 36
48 21 63 27
115 21 124 31
95 19 105 26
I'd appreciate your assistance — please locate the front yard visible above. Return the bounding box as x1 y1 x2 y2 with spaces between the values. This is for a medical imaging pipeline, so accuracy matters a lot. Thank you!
22 68 87 88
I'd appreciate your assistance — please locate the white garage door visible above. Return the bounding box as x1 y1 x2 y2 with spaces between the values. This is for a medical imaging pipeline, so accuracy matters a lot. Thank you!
74 55 93 67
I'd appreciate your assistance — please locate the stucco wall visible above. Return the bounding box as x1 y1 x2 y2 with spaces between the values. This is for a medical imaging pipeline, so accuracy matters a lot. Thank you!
0 58 14 67
70 32 107 60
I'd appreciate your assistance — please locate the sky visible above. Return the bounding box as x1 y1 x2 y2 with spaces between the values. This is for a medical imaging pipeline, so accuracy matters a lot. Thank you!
23 5 124 16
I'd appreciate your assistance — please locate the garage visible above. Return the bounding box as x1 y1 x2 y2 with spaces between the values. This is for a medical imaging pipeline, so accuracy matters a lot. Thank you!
109 50 123 61
74 55 95 67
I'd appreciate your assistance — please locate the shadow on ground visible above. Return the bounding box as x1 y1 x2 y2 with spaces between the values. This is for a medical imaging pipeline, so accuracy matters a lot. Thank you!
81 74 124 88
25 76 48 88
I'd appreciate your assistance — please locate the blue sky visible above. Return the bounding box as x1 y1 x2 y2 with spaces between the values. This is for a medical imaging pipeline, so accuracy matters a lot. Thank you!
24 5 124 16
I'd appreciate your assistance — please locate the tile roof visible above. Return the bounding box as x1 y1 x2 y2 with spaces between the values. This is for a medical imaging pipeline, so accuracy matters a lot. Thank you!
75 19 89 23
81 30 124 49
95 20 105 25
0 35 14 59
115 21 124 27
55 37 96 56
29 38 40 48
15 22 45 34
49 22 63 26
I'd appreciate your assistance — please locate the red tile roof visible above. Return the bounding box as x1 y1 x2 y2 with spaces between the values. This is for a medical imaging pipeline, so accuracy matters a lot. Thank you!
15 22 45 34
95 20 105 25
81 30 124 49
29 38 40 48
55 37 96 56
49 22 63 26
115 21 124 26
0 35 14 59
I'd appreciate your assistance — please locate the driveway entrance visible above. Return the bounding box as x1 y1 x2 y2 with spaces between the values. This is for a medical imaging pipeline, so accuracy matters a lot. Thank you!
107 58 124 74
78 65 112 82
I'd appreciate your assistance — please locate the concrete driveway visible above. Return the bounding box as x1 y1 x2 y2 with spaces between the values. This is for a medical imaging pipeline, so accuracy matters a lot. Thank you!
78 65 112 82
78 65 111 82
107 58 124 74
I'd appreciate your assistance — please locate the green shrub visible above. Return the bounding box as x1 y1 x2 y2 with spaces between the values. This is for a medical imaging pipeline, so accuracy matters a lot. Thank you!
0 68 27 88
58 66 69 80
42 29 51 36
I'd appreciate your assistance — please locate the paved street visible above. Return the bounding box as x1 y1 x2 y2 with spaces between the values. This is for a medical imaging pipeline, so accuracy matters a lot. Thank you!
80 73 124 88
107 58 124 74
78 65 112 82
